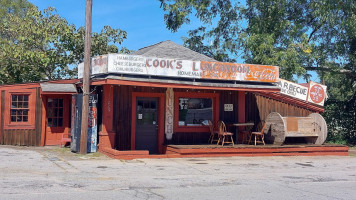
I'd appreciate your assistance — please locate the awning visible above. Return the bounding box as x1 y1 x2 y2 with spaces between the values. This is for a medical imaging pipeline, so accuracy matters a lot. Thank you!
40 83 77 94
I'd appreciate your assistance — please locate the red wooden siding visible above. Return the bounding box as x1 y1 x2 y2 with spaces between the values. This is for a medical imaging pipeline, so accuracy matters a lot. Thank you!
169 89 239 145
113 85 166 151
0 87 42 146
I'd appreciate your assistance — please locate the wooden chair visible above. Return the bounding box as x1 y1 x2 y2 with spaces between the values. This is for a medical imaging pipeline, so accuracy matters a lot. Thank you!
60 132 71 147
241 123 254 144
217 121 234 146
248 121 266 146
208 120 219 144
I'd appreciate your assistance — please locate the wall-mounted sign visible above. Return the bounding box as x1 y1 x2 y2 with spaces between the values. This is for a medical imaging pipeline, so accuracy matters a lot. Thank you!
78 53 279 83
277 79 308 102
224 104 233 112
165 88 174 140
78 55 108 79
307 81 327 106
277 79 327 106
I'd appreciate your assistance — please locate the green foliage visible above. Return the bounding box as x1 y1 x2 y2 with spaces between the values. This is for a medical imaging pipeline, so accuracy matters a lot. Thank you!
0 1 129 84
160 0 356 145
0 0 32 19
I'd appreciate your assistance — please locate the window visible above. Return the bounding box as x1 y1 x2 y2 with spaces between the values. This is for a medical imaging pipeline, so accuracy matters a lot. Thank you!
174 92 219 132
5 89 35 129
178 98 212 126
47 98 64 127
10 95 29 122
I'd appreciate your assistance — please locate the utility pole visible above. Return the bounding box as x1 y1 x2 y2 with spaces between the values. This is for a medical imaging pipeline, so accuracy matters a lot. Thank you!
80 0 92 154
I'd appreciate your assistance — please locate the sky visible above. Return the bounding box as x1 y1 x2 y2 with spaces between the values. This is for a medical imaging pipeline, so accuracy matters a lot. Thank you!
28 0 199 52
27 0 319 83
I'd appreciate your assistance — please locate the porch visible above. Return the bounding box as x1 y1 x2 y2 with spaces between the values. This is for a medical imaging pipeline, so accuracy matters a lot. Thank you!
100 144 349 160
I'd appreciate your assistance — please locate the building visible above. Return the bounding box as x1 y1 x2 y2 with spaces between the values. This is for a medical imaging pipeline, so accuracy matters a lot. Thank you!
1 41 341 158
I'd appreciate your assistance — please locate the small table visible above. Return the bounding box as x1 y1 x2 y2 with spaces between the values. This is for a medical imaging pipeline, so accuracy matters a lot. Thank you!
229 122 254 144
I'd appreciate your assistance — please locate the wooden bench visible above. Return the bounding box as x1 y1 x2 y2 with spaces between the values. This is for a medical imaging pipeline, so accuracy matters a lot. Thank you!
265 112 327 145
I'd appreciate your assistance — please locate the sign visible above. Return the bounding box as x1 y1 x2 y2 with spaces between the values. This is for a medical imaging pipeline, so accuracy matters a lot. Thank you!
78 53 279 83
165 88 174 140
200 61 279 82
307 81 327 106
277 79 327 107
277 79 308 102
224 104 233 112
78 55 108 79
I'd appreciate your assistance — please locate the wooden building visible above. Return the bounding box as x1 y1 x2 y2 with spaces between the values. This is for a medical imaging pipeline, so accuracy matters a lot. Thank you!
0 80 78 146
0 41 328 157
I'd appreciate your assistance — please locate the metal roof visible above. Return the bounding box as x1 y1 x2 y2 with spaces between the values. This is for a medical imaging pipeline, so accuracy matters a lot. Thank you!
40 83 77 93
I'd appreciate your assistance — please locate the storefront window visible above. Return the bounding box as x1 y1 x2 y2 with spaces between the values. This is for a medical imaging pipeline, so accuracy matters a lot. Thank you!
10 95 29 122
178 98 213 126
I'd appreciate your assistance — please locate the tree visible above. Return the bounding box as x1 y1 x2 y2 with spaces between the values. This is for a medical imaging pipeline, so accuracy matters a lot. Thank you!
0 1 129 84
0 0 32 19
160 0 356 144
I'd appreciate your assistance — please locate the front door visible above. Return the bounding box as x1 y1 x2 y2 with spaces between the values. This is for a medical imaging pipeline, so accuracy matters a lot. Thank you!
45 97 69 145
135 97 158 154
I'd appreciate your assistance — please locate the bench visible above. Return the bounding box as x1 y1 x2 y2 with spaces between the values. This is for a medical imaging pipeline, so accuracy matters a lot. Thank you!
265 112 327 145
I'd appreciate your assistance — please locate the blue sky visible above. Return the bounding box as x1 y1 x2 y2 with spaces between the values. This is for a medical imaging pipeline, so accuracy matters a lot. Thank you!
28 0 198 51
28 0 319 83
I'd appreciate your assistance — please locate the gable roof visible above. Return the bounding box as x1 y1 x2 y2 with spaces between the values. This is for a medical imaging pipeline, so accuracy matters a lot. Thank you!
131 40 217 61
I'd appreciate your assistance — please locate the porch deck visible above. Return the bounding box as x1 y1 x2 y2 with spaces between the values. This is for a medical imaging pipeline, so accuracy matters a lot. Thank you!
165 144 348 157
100 144 349 160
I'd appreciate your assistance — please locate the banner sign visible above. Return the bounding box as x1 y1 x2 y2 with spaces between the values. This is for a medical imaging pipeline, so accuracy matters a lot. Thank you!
277 79 308 102
78 53 279 83
277 79 327 106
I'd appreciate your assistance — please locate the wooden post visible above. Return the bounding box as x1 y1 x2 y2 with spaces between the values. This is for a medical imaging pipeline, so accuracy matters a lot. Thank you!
80 0 92 154
237 91 246 143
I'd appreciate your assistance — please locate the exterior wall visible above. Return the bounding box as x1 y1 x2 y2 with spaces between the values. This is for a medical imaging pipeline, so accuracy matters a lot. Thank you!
98 85 115 149
246 93 313 124
170 89 240 145
0 87 42 146
0 80 78 147
112 85 166 151
110 86 243 148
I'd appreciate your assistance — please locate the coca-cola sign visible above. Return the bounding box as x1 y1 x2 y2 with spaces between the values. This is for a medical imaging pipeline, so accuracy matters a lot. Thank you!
307 81 327 106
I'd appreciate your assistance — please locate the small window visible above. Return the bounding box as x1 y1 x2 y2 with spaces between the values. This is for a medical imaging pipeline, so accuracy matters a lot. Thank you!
178 98 213 126
47 98 64 127
10 95 29 122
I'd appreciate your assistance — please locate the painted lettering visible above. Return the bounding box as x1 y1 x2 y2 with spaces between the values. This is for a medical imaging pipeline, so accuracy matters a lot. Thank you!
176 61 182 69
146 59 152 67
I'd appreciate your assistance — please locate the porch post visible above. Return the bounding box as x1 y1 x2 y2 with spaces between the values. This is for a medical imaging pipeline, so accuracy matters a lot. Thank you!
237 91 246 143
99 84 115 149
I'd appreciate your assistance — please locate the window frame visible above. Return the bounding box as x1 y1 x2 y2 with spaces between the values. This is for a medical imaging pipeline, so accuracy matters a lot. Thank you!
4 89 36 129
10 94 30 123
174 92 219 132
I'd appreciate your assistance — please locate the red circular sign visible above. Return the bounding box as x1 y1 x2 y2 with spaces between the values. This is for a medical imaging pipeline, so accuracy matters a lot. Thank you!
309 85 325 104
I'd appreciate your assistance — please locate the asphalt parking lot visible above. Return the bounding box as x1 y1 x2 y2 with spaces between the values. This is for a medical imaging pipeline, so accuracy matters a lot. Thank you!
1 145 356 200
